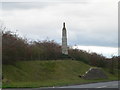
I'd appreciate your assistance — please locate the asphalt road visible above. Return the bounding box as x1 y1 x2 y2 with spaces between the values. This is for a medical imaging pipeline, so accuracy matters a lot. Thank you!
60 81 119 88
2 81 119 90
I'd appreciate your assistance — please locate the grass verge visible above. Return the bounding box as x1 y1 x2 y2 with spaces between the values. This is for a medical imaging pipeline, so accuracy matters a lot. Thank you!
2 60 118 88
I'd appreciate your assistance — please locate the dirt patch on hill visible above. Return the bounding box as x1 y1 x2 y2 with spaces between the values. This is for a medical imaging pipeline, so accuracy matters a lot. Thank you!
81 67 108 79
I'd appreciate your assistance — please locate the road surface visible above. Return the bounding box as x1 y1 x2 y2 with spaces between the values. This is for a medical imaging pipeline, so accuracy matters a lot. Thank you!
2 81 119 90
60 81 119 88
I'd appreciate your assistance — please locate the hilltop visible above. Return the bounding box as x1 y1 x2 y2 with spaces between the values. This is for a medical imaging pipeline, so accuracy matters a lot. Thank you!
2 30 119 88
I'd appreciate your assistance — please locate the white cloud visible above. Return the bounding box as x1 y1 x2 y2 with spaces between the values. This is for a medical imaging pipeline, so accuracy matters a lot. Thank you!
1 0 119 3
1 0 89 3
73 45 118 58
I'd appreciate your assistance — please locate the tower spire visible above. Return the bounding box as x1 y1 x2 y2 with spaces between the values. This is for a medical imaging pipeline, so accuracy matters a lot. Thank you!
62 22 68 55
63 22 65 28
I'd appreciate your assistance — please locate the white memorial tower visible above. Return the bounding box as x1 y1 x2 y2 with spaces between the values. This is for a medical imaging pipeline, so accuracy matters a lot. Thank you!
62 22 68 55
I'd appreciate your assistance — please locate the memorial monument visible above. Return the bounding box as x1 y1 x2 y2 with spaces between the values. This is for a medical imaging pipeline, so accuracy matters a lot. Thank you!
62 22 68 55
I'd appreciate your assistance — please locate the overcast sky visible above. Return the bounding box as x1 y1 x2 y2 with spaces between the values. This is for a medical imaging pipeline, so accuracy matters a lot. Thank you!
0 0 119 58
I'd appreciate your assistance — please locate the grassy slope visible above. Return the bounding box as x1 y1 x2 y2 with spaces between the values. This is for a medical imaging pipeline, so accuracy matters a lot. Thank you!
3 60 118 88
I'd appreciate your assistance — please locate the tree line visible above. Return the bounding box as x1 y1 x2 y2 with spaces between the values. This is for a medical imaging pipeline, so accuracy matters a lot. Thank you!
2 30 120 73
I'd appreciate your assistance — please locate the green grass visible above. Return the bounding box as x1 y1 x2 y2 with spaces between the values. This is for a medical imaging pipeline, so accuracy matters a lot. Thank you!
2 60 118 88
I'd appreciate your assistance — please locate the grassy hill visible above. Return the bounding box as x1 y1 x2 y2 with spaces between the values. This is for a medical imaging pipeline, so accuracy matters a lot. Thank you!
3 60 118 88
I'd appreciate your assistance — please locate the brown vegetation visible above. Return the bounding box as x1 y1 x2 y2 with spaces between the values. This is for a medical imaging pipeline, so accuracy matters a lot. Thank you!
2 30 120 73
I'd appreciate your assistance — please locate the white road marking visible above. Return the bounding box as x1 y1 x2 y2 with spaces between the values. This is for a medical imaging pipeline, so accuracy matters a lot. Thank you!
97 86 107 88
